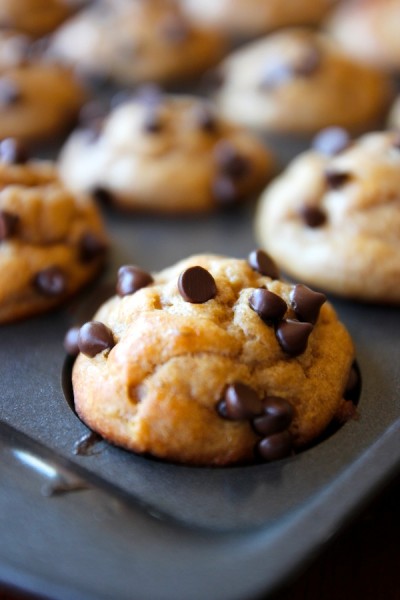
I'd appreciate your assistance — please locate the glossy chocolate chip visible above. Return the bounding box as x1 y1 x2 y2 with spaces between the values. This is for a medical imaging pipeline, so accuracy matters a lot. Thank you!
142 109 163 134
325 169 351 189
178 266 217 303
63 326 80 356
249 288 287 322
0 210 19 241
248 249 279 279
79 233 108 263
298 205 326 228
92 186 113 205
253 397 294 436
0 138 28 164
214 141 250 180
312 126 351 156
212 176 240 207
0 78 22 106
34 266 66 296
117 265 154 297
193 103 218 133
275 319 313 356
290 284 326 324
220 383 263 420
78 321 115 358
257 430 292 461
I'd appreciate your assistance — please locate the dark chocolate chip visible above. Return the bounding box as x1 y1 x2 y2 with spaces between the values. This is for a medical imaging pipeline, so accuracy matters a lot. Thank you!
117 265 154 297
312 126 351 156
78 321 115 358
192 103 218 133
275 319 313 356
257 430 292 461
248 249 280 279
220 383 263 420
34 266 66 296
294 45 321 77
290 284 326 324
79 233 108 263
212 176 240 207
325 169 351 189
63 326 80 356
92 186 113 205
252 397 294 436
160 14 190 43
298 205 326 228
0 138 28 164
0 210 19 240
142 108 163 134
0 78 22 106
178 266 217 303
249 288 287 322
214 141 250 180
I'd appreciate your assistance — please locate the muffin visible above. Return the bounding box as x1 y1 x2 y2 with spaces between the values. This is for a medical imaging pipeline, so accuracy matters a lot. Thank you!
69 252 355 466
58 93 275 214
255 129 400 303
0 140 108 323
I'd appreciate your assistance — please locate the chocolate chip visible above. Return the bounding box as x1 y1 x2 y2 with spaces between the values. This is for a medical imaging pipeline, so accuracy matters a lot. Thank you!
192 103 218 133
290 284 326 324
78 321 115 358
34 266 66 296
92 186 113 205
0 210 19 240
298 205 326 228
219 383 263 420
142 108 163 134
275 319 313 356
212 176 240 207
249 288 287 322
63 326 80 356
79 233 108 263
117 265 154 297
312 126 351 156
0 138 28 164
178 266 217 303
248 249 279 279
214 141 250 180
325 169 351 189
252 397 294 436
160 15 190 43
257 430 292 461
294 45 321 76
0 78 22 106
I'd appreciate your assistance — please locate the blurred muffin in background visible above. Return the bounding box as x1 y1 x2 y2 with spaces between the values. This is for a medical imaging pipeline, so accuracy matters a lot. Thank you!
180 0 337 40
49 0 227 87
58 92 275 214
326 0 400 72
0 0 76 38
388 96 400 130
0 31 86 143
214 28 392 136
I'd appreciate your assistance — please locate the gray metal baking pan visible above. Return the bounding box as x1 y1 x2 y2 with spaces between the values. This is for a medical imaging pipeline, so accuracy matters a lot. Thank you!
0 199 399 600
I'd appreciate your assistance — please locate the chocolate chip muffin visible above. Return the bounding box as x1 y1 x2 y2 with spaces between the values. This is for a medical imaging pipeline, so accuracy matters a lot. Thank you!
255 129 400 303
180 0 336 40
214 28 391 135
58 93 275 214
49 0 226 86
0 141 108 323
0 31 85 143
326 0 400 72
69 252 355 466
0 0 73 38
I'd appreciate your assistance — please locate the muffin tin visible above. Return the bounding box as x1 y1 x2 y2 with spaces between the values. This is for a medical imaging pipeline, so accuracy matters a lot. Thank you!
1 135 400 599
